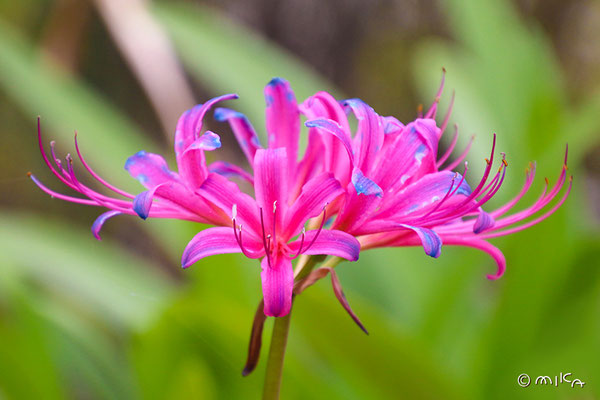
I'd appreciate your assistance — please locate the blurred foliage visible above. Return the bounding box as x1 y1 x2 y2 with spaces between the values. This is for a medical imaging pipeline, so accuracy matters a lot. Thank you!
1 0 599 399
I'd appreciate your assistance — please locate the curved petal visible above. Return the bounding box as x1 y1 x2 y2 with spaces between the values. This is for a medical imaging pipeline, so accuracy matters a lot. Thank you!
178 131 222 190
343 99 383 174
141 181 228 225
197 173 262 236
264 78 300 174
208 161 254 185
254 148 289 233
397 224 442 258
473 209 495 234
91 210 121 240
124 151 177 189
372 119 439 191
305 119 354 165
182 227 263 268
301 92 352 184
377 171 471 220
214 107 262 165
287 230 360 261
284 172 344 239
261 254 293 317
351 168 383 197
174 94 238 158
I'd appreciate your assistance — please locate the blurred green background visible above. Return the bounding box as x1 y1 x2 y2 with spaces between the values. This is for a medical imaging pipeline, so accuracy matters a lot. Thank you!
1 0 599 399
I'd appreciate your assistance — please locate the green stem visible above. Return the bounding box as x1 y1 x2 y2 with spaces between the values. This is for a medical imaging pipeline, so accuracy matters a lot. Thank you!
262 311 292 400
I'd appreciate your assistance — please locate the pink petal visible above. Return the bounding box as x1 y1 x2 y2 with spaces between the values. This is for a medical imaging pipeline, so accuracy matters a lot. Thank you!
151 181 229 225
372 119 438 192
214 107 262 166
254 148 289 233
343 99 384 174
473 209 495 234
287 230 360 261
264 78 300 174
196 173 262 237
174 94 238 158
397 224 442 258
301 92 352 184
177 131 222 190
182 227 263 268
91 210 121 240
208 161 254 185
284 172 344 239
124 151 177 189
377 171 471 220
261 254 293 317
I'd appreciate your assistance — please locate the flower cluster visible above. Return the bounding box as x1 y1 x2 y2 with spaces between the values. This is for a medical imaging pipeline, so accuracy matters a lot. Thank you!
31 75 571 318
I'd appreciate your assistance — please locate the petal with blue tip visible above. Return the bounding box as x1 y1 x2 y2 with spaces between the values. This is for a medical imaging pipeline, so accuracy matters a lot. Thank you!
398 224 442 258
264 78 300 174
351 168 383 197
214 107 262 165
473 209 495 234
124 151 177 189
174 94 238 158
91 210 121 240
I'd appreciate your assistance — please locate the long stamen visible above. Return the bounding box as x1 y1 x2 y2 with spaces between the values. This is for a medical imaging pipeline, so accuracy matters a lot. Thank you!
291 228 306 259
259 208 272 268
436 123 459 167
272 200 277 247
302 206 327 254
74 132 135 199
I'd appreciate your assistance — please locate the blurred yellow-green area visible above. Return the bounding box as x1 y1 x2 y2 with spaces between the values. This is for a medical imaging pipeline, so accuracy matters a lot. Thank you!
1 0 600 399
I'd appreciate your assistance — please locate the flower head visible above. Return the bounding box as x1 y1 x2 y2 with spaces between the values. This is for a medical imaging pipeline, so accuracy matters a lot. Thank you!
31 74 570 320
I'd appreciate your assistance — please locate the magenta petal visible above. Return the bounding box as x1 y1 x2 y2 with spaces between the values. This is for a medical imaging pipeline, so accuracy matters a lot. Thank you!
208 161 254 185
214 107 262 165
261 254 293 317
182 227 263 268
351 168 383 197
473 209 495 234
287 230 360 261
305 119 354 165
301 92 352 184
124 151 177 189
378 171 471 219
197 173 262 236
343 99 383 174
284 172 344 238
254 148 289 231
155 181 228 225
398 224 442 258
371 119 439 191
381 116 404 134
264 78 300 174
91 210 121 240
132 185 161 219
174 94 238 157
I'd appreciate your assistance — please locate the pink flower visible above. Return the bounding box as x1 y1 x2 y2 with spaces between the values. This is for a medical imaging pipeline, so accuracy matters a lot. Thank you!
31 75 571 319
301 72 571 279
31 79 359 318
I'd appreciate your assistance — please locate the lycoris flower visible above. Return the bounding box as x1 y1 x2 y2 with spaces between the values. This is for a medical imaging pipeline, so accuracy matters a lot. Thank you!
31 79 359 318
31 75 571 322
300 72 571 280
